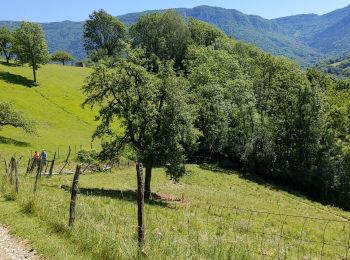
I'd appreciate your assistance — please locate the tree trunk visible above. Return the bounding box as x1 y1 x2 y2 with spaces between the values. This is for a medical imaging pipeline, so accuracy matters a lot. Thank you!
32 64 37 83
5 56 9 64
144 165 152 200
62 60 65 66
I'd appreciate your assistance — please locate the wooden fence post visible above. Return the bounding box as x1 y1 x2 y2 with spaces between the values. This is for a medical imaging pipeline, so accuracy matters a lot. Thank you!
33 159 42 193
14 158 19 193
9 157 15 184
69 165 81 227
49 152 56 176
136 162 145 249
59 146 71 175
4 159 8 178
26 158 31 174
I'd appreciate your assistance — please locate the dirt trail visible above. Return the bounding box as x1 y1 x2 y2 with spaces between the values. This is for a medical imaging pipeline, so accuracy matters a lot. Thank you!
0 225 38 260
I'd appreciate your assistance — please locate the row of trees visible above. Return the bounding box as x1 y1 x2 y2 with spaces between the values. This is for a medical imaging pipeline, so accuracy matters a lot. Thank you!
0 25 75 82
82 10 350 208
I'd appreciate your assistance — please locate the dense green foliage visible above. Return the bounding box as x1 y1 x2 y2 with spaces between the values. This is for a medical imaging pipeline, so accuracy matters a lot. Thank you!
84 10 350 209
51 50 75 66
130 11 191 67
83 47 198 198
12 22 49 82
188 18 226 46
83 10 126 59
0 102 34 134
0 27 13 63
2 5 350 65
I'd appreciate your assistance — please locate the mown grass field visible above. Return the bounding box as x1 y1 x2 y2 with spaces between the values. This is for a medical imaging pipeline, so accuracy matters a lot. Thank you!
0 61 96 158
2 62 350 259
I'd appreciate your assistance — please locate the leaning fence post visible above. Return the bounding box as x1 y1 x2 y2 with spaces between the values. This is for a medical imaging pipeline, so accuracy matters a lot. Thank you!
69 165 81 227
33 159 42 193
9 157 15 184
136 162 145 249
26 158 31 174
4 159 9 178
59 146 71 175
14 157 19 193
49 152 56 176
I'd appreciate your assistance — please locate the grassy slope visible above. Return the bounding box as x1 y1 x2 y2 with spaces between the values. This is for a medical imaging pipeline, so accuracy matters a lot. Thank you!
0 62 96 158
1 165 350 259
1 62 350 259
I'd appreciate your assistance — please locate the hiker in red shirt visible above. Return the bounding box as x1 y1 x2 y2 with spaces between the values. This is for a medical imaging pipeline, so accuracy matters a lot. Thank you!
30 151 40 172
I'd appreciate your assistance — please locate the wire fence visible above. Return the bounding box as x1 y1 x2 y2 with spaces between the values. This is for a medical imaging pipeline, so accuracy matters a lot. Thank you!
143 204 350 259
1 152 350 258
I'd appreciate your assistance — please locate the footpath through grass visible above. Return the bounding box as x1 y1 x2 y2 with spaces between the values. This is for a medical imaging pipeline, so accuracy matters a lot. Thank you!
1 164 350 259
0 62 97 158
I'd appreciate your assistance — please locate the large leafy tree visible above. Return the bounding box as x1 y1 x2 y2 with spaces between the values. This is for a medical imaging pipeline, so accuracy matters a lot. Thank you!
130 11 191 68
186 45 255 160
51 50 75 66
188 18 226 47
12 22 49 83
83 10 126 58
0 102 34 134
83 48 198 199
0 27 13 64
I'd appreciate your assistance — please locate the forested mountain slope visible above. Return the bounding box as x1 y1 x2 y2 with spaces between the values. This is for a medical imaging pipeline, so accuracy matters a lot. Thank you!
2 5 350 66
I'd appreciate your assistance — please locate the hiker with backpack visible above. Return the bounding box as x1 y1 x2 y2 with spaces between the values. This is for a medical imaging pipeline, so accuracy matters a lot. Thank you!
41 149 47 166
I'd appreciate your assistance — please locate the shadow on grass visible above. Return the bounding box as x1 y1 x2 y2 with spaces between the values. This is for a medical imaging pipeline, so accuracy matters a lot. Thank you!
79 187 171 208
199 163 307 199
0 135 30 147
0 71 34 87
0 61 21 67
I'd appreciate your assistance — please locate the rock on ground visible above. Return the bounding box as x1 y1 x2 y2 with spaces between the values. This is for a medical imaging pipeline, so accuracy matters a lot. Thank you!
0 226 38 260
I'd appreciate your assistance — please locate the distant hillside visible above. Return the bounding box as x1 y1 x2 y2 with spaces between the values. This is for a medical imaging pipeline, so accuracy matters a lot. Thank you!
274 4 350 57
316 55 350 78
1 5 350 66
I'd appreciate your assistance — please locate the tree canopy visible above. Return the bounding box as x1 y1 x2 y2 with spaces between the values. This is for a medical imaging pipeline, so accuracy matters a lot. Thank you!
83 10 126 58
130 11 191 68
188 18 226 47
51 50 75 66
83 48 198 199
0 27 13 64
0 102 35 134
12 22 49 83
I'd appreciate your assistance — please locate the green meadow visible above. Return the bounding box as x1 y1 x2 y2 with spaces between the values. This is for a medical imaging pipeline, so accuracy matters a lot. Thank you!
0 62 96 158
1 62 350 259
1 165 350 259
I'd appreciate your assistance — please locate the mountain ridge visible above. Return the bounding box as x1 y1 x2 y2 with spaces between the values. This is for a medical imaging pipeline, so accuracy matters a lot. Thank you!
1 5 350 66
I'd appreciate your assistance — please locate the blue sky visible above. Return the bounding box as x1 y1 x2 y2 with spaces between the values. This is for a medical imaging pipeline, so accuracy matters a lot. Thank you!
2 0 350 22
